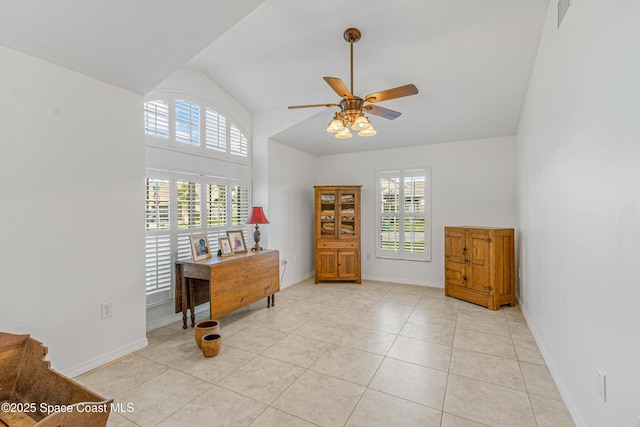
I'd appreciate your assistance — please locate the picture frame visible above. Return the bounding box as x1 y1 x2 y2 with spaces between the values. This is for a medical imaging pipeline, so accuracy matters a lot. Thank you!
219 237 233 256
227 230 247 253
189 233 211 261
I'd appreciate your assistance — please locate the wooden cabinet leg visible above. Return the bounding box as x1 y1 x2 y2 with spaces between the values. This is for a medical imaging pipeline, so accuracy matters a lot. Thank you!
267 294 275 308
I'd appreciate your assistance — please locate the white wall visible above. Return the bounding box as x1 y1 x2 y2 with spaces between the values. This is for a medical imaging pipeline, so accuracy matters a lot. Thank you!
316 136 517 286
0 46 147 376
267 141 318 287
516 1 640 425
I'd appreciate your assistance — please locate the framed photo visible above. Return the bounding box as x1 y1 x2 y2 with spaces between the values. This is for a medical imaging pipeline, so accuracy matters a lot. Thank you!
219 237 233 256
227 230 247 253
189 233 211 261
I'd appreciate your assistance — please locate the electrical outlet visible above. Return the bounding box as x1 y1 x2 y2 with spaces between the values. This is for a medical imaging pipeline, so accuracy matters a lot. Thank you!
281 259 287 266
596 368 606 402
367 252 372 260
101 302 112 319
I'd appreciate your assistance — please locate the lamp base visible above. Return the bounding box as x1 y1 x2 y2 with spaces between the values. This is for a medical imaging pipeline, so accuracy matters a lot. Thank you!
252 224 263 251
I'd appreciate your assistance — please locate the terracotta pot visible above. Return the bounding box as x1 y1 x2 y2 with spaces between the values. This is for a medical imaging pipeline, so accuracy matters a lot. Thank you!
201 334 222 357
194 320 220 348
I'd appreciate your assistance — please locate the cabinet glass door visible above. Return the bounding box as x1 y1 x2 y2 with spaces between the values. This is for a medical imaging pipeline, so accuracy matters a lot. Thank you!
319 192 337 238
339 191 357 239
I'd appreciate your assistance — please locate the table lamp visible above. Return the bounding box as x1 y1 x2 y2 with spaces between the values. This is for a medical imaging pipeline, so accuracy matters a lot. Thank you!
246 206 269 251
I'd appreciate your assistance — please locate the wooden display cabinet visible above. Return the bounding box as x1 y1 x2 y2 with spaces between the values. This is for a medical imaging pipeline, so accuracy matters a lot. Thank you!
444 226 515 310
314 185 362 284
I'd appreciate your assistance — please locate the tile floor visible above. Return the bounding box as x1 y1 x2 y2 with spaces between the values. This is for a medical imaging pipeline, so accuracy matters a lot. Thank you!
76 279 575 427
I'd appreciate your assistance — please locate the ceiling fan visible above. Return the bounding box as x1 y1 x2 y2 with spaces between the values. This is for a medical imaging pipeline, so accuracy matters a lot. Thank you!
288 27 418 138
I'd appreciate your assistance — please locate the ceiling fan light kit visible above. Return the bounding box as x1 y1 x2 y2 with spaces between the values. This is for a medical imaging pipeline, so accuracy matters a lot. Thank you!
289 27 418 139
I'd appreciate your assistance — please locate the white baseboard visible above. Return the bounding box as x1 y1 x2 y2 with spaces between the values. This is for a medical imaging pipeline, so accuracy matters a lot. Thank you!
64 337 148 379
362 274 443 288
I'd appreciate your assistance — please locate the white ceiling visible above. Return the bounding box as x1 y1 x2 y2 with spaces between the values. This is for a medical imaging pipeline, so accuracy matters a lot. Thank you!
0 0 549 156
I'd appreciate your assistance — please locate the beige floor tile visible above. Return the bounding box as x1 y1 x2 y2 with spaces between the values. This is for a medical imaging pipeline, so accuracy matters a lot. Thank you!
76 354 168 398
116 368 212 426
156 385 266 427
444 374 536 427
250 310 312 333
345 388 442 427
529 394 576 427
106 412 139 427
222 324 287 353
520 362 563 400
145 326 182 348
273 370 365 427
136 332 201 367
317 305 366 325
449 348 526 391
400 318 456 346
262 333 331 368
174 344 257 384
369 300 415 318
453 328 517 359
352 310 407 334
417 295 460 312
508 321 536 341
292 318 352 343
218 355 305 404
309 344 383 386
513 337 545 365
335 326 397 355
283 301 333 319
387 335 452 372
440 413 491 426
249 407 317 427
409 305 458 327
456 311 510 337
369 357 448 409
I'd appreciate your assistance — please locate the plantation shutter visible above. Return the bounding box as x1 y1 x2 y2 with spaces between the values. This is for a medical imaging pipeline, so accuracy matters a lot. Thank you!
229 124 248 157
144 100 169 138
145 170 172 305
376 168 430 261
205 108 227 152
176 173 201 261
175 100 200 145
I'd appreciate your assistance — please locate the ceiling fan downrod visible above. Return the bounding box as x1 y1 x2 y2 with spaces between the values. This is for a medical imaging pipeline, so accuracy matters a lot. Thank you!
343 28 361 96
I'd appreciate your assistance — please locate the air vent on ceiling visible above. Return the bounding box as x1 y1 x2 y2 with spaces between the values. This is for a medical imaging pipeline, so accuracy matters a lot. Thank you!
558 0 571 28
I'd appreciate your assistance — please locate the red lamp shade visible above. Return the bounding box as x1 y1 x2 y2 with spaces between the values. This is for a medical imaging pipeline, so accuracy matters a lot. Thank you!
246 206 269 224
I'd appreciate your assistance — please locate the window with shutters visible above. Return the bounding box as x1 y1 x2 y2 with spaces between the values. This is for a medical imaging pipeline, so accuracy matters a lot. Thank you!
145 169 250 306
144 92 250 164
376 168 431 262
144 100 169 138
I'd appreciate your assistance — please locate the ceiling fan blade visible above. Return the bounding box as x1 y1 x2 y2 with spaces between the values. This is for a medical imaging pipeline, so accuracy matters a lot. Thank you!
323 77 353 99
365 84 418 103
364 104 402 120
288 103 339 109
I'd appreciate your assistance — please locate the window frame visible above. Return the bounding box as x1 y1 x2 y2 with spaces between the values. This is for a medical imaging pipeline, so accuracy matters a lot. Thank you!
375 167 431 262
144 168 251 307
144 91 251 165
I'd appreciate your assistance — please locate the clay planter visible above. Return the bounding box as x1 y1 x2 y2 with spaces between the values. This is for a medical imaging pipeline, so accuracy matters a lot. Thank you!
201 334 222 357
194 320 220 348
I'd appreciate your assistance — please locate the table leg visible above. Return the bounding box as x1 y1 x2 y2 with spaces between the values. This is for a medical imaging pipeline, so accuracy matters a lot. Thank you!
189 280 196 327
180 269 188 329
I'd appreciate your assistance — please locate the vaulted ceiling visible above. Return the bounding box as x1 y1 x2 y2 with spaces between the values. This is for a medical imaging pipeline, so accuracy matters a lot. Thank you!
0 0 549 156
